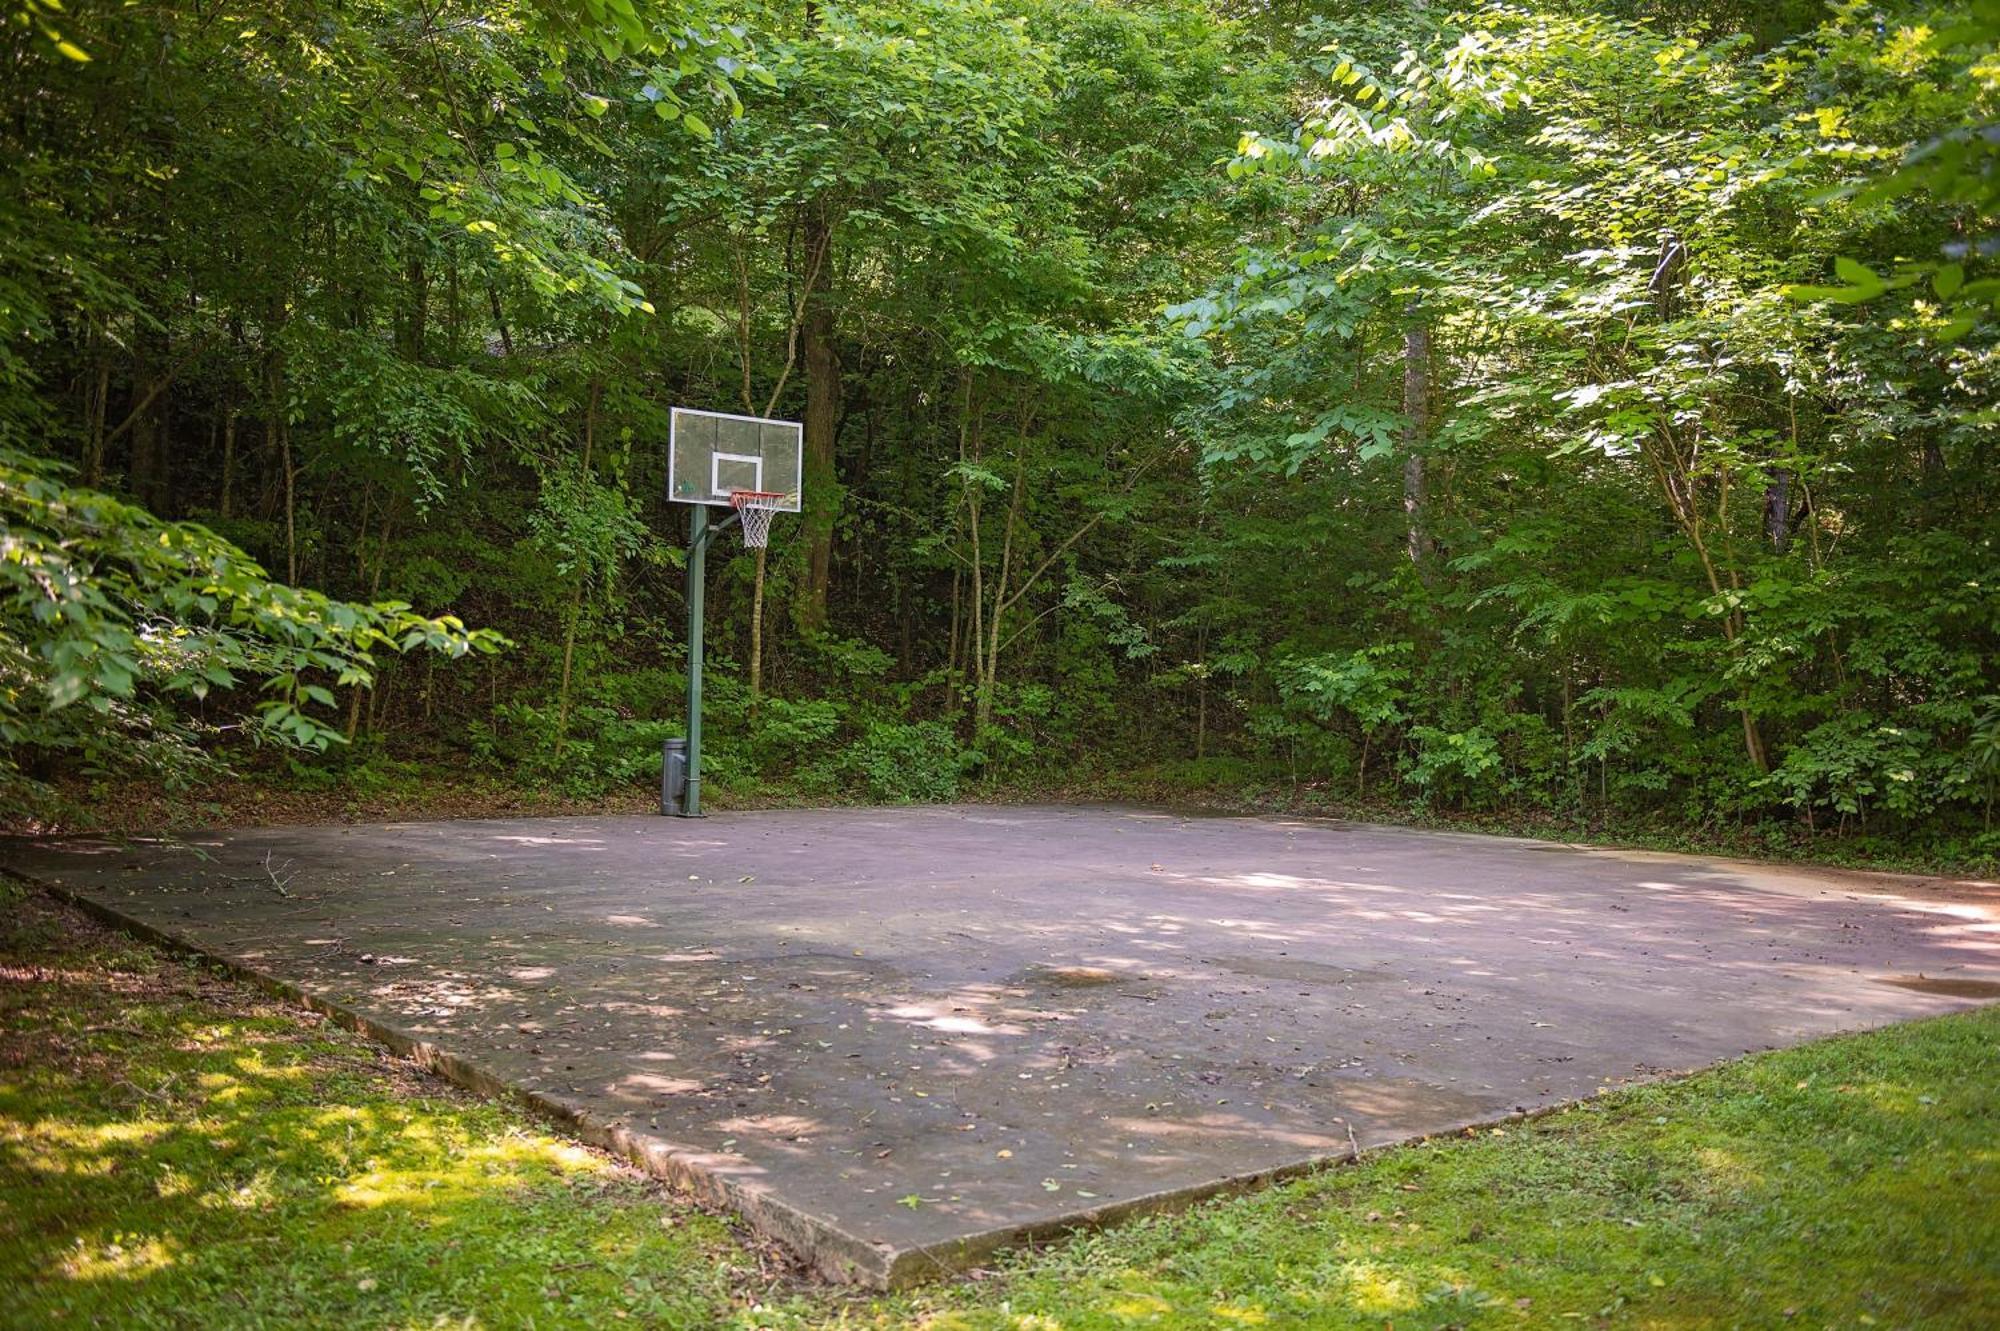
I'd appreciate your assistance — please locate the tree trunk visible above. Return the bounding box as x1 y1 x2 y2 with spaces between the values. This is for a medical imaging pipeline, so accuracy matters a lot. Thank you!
749 546 769 709
271 359 297 584
1402 317 1431 568
555 382 602 751
446 255 463 358
345 500 394 741
1196 677 1208 760
1641 429 1768 773
1763 466 1791 551
220 409 237 517
488 281 513 357
556 600 581 749
128 319 172 511
797 199 839 632
947 566 963 677
965 389 985 715
83 339 110 485
897 572 913 672
976 444 1027 736
128 403 159 507
398 255 428 360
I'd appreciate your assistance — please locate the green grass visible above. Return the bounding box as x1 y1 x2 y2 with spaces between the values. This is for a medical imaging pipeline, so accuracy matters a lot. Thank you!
3 887 1994 1330
0 892 754 1329
875 1022 1998 1331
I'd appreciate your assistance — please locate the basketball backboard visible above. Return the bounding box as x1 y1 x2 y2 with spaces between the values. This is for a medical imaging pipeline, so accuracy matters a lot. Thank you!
668 408 803 512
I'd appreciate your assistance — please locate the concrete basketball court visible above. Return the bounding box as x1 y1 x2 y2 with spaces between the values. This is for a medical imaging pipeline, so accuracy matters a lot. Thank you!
8 805 1998 1286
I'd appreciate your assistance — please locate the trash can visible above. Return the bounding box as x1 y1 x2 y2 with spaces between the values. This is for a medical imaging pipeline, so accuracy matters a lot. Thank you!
661 737 688 816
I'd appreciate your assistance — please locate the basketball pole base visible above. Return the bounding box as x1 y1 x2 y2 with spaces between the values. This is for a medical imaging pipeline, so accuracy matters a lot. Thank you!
676 503 749 817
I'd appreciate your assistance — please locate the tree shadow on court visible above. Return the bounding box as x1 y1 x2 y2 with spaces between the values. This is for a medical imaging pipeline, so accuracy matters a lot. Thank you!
10 814 1996 1303
3 881 1993 1331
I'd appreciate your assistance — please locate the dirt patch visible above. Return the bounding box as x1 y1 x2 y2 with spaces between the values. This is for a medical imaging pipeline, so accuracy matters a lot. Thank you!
1875 974 2000 1000
1019 965 1136 989
1208 955 1398 986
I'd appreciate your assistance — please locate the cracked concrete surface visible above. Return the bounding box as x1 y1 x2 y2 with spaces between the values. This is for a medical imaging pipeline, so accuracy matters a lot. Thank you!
7 805 1996 1285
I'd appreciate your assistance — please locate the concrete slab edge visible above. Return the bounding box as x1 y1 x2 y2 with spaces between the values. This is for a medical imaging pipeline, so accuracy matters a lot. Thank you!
13 871 898 1287
878 1151 1350 1286
8 864 1735 1291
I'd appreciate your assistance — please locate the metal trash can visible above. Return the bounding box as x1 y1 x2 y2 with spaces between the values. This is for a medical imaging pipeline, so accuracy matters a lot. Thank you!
661 737 688 816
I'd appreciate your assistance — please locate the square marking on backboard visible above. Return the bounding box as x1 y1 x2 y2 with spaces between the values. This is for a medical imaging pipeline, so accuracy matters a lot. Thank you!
711 451 763 499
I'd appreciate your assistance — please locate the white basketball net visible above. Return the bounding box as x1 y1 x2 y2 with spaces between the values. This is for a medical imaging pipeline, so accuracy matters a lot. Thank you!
730 491 786 548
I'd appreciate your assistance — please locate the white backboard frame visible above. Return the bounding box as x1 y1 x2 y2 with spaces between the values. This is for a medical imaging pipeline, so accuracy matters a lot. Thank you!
669 407 803 512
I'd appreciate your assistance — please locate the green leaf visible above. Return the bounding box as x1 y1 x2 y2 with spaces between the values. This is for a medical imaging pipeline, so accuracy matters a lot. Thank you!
45 671 89 710
1833 257 1881 288
1784 283 1876 305
1937 313 1975 343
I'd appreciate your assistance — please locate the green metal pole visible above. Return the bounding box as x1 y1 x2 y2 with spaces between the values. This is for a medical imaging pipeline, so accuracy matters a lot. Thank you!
683 504 707 817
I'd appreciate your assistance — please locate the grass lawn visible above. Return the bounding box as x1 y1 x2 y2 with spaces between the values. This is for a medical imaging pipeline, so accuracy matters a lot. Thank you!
2 884 1994 1330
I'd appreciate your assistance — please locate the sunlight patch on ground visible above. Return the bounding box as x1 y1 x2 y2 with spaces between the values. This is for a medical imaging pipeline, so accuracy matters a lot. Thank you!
58 1233 177 1282
1105 1290 1172 1321
1692 1144 1759 1192
1329 1260 1416 1315
29 1117 173 1158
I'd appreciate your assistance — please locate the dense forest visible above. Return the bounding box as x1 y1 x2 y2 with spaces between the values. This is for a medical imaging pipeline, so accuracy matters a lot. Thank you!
2 0 1995 862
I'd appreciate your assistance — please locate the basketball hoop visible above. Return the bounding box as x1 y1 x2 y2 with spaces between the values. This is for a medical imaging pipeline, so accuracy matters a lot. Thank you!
730 490 787 548
666 408 803 817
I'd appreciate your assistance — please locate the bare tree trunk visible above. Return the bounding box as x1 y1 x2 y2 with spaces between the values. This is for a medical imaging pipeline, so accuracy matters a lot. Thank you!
272 360 297 584
280 446 297 582
947 565 963 678
555 382 602 751
220 409 238 517
1402 317 1432 568
102 322 206 502
344 682 365 743
1196 629 1208 761
965 385 985 714
83 336 110 485
1921 437 1945 478
1763 466 1791 551
128 320 171 511
343 503 393 742
128 404 158 505
398 256 428 360
555 601 580 749
797 199 839 631
735 244 756 413
1641 429 1769 772
487 281 512 356
205 412 219 508
976 444 1027 735
749 546 769 709
446 255 462 358
897 572 913 671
